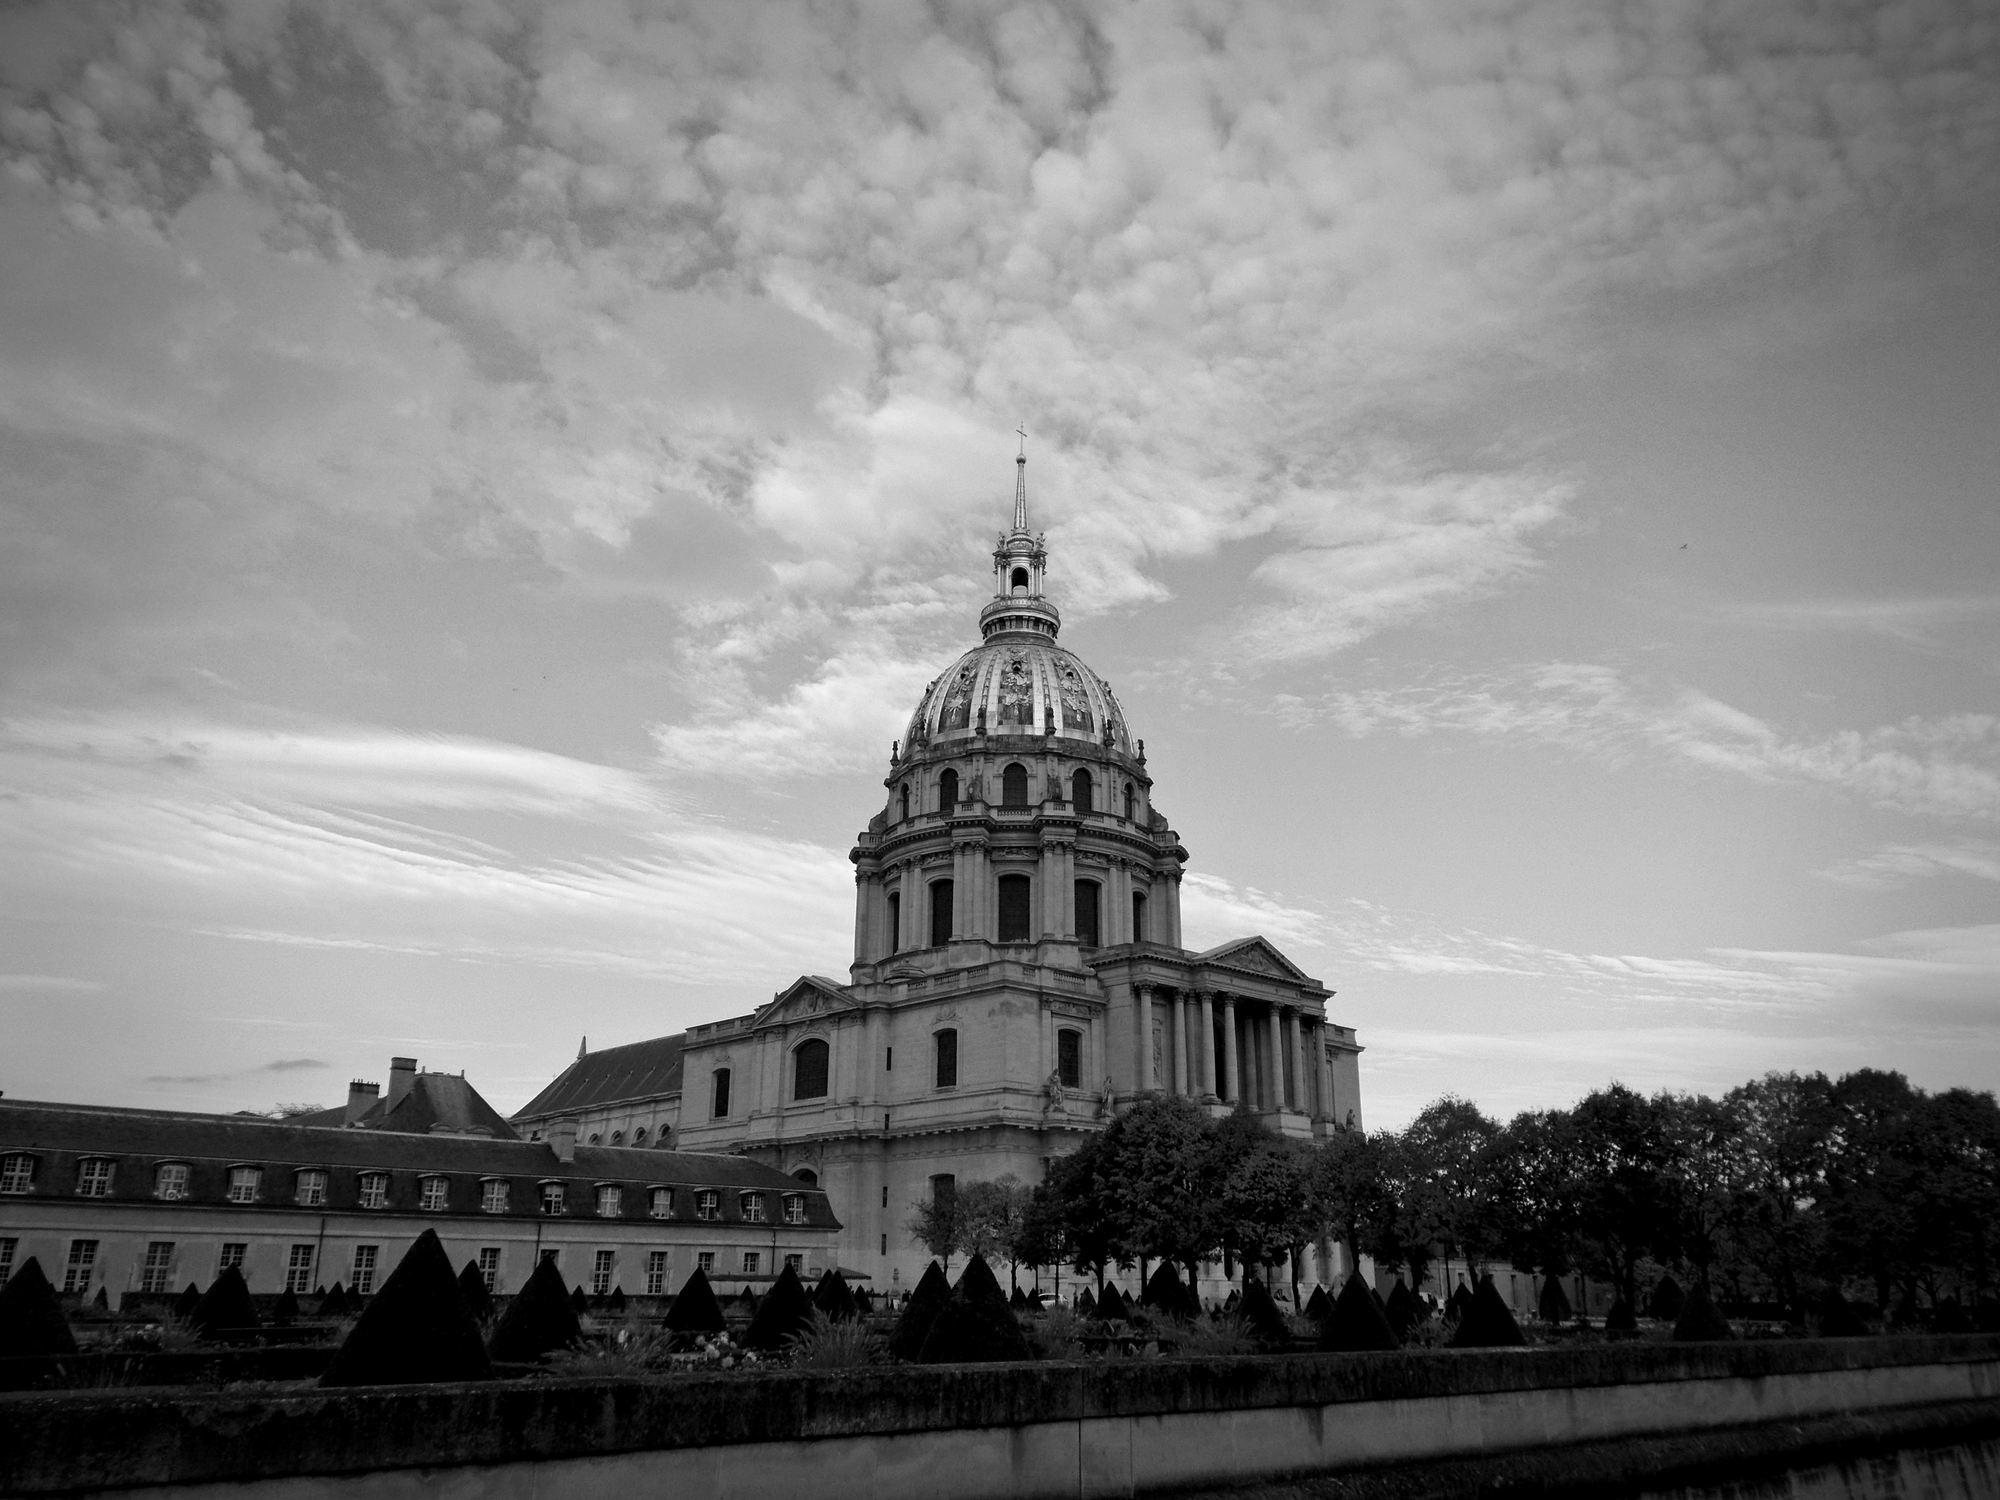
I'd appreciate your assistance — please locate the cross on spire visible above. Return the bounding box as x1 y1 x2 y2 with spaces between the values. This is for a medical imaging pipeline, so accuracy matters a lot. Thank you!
1013 424 1029 534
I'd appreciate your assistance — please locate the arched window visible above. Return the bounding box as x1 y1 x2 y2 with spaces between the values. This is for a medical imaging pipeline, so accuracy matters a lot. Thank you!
887 890 901 954
1057 1028 1082 1089
938 768 958 812
1002 762 1029 806
929 879 954 947
1011 567 1029 594
997 874 1032 943
899 782 910 821
793 1038 830 1100
1124 782 1136 820
632 1126 646 1145
609 1130 623 1145
1071 768 1093 812
1075 880 1100 947
934 1029 958 1088
711 1068 731 1119
1132 890 1148 943
791 1166 819 1186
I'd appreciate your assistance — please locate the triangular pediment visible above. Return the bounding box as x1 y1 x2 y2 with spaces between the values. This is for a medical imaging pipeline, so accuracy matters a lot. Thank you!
755 975 853 1028
1192 935 1316 985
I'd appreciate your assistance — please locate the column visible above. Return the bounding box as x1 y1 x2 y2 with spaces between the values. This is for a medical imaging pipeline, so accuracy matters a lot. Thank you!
1171 990 1189 1096
1197 990 1217 1099
1220 994 1239 1105
853 872 870 962
1267 1006 1286 1113
1059 843 1077 939
1282 1008 1301 1112
1166 869 1184 947
1136 984 1155 1093
1315 1024 1335 1121
950 844 969 940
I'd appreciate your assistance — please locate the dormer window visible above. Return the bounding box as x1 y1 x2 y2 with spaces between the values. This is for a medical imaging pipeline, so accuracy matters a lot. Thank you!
694 1189 720 1221
740 1191 766 1223
75 1159 116 1198
0 1153 35 1195
783 1192 807 1225
226 1166 261 1204
418 1175 449 1211
153 1162 190 1201
596 1184 622 1217
357 1172 389 1209
649 1186 674 1219
294 1169 328 1207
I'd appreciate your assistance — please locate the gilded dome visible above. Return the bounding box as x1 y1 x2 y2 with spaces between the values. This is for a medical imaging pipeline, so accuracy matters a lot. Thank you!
903 639 1133 757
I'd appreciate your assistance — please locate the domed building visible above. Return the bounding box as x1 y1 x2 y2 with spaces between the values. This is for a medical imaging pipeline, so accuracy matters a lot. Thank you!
513 450 1364 1297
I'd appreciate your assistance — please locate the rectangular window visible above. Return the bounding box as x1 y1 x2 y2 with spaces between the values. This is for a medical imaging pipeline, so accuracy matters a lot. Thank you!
783 1193 806 1225
591 1249 615 1297
76 1159 115 1197
784 1252 803 1273
226 1166 261 1204
539 1247 560 1264
742 1251 760 1276
1131 890 1147 943
649 1186 674 1219
540 1182 566 1216
477 1247 501 1291
62 1239 98 1294
930 1174 956 1211
934 1028 958 1089
881 1184 888 1208
997 874 1032 942
645 1250 669 1296
887 890 901 954
929 879 953 947
697 1251 715 1275
1074 879 1100 948
419 1176 449 1211
218 1242 247 1274
286 1244 316 1293
138 1241 175 1294
154 1162 190 1200
357 1172 389 1209
294 1169 327 1207
0 1154 34 1194
740 1192 765 1223
1057 1029 1082 1089
481 1179 509 1214
880 1233 887 1256
711 1068 731 1118
351 1244 378 1295
0 1238 16 1283
694 1189 719 1222
595 1184 622 1217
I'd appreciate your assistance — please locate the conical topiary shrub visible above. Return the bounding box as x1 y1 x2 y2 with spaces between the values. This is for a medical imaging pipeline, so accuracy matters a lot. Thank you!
917 1254 1032 1364
888 1261 951 1360
1648 1275 1685 1322
1818 1289 1870 1338
853 1286 873 1315
272 1288 299 1326
1384 1278 1420 1339
1237 1277 1292 1352
1444 1282 1473 1325
663 1267 727 1334
813 1269 859 1322
0 1258 78 1358
1143 1261 1195 1320
1009 1285 1028 1310
569 1286 589 1317
1450 1275 1528 1348
321 1230 490 1386
172 1283 202 1321
1304 1284 1332 1322
743 1263 815 1352
487 1255 583 1362
1537 1275 1573 1324
1604 1297 1638 1337
191 1267 259 1339
320 1283 351 1318
1075 1288 1097 1316
1672 1283 1733 1342
606 1287 627 1315
1320 1273 1399 1352
1098 1283 1130 1321
456 1262 493 1322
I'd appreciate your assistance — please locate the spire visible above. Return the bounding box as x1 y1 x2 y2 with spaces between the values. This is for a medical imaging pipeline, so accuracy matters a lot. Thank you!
1013 424 1029 534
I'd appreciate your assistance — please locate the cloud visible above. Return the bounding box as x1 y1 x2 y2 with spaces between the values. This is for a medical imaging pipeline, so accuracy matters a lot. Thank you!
0 973 104 992
1817 840 2000 890
262 1057 327 1072
1180 872 1327 954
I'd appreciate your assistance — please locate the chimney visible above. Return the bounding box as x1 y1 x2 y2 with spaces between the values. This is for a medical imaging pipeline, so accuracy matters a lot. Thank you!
386 1057 417 1112
343 1080 379 1127
547 1118 578 1164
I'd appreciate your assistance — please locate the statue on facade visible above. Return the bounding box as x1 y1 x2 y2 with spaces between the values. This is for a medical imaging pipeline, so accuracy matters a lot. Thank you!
1097 1076 1116 1118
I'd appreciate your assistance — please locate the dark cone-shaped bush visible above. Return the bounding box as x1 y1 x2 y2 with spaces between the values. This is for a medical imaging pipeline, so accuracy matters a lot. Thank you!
569 1286 589 1317
813 1269 859 1322
1672 1282 1734 1342
457 1262 493 1322
888 1260 952 1360
90 1286 109 1311
0 1258 77 1358
319 1283 351 1319
1143 1261 1196 1319
1028 1288 1046 1310
854 1287 874 1315
1604 1296 1638 1336
1320 1273 1400 1352
606 1287 627 1315
1237 1277 1292 1352
1890 1294 1923 1331
1075 1288 1097 1316
1450 1275 1528 1349
918 1255 1032 1364
172 1283 202 1320
663 1267 727 1334
1648 1274 1685 1321
1818 1289 1870 1338
272 1288 299 1326
1444 1283 1473 1324
321 1229 492 1387
1384 1278 1420 1338
1009 1285 1027 1310
1304 1284 1332 1322
1537 1275 1573 1324
191 1266 258 1339
487 1254 582 1362
743 1263 816 1352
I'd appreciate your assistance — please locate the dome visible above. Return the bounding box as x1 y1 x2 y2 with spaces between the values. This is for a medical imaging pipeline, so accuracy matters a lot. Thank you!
903 638 1133 757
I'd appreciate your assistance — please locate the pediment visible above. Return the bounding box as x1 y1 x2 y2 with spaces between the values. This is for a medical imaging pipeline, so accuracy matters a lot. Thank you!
1193 936 1316 986
756 975 854 1028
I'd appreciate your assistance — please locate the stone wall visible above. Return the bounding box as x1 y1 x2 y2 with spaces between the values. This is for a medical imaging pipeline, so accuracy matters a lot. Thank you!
2 1336 1995 1499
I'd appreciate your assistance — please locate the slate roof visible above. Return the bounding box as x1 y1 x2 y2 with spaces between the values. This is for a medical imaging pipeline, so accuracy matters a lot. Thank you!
288 1071 520 1138
0 1099 839 1230
512 1034 685 1120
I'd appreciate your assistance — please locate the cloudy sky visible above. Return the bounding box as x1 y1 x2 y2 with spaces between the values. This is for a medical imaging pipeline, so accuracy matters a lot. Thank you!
2 0 1996 1128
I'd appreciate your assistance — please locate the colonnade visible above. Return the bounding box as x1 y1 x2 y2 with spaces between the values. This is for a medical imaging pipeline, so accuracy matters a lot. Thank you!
1132 983 1336 1119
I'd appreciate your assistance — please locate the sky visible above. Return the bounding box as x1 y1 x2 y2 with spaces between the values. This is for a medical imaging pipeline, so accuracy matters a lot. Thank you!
1 0 1996 1130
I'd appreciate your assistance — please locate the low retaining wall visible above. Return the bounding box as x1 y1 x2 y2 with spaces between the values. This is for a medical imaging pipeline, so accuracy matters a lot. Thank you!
2 1336 1995 1499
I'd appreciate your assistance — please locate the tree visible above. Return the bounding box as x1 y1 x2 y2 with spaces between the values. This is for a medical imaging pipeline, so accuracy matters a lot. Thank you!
1654 1091 1745 1292
1483 1109 1580 1282
1396 1096 1500 1292
956 1176 1032 1291
1219 1136 1316 1298
905 1180 966 1272
1309 1128 1395 1283
1566 1084 1670 1310
1096 1095 1230 1290
1724 1071 1835 1314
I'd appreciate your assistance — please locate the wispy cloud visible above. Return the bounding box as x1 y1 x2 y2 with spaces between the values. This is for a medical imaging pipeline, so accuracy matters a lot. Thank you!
0 974 104 993
1816 840 2000 891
